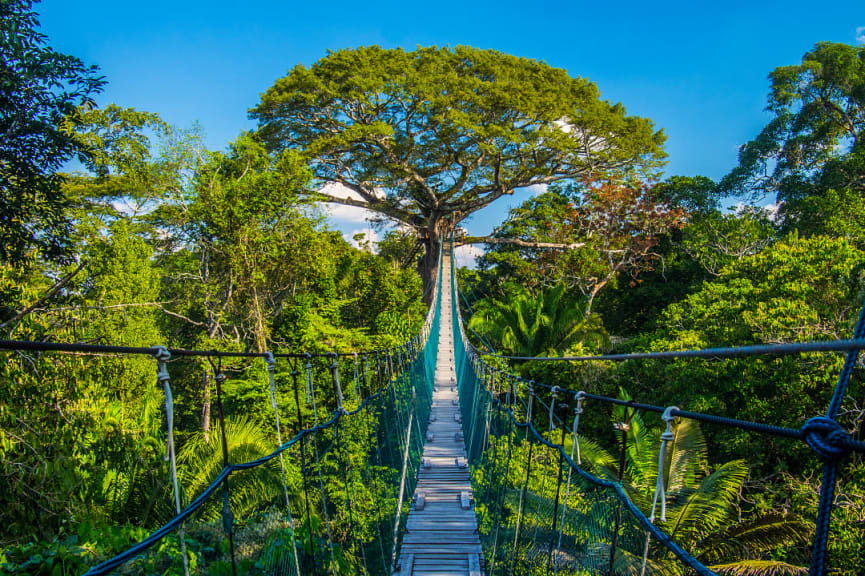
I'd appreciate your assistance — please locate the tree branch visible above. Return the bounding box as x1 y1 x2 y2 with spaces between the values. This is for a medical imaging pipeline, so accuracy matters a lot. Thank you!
0 261 86 331
307 190 414 225
457 236 587 250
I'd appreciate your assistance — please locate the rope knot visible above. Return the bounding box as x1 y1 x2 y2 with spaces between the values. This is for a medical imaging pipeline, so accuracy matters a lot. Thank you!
802 416 850 461
154 346 171 382
263 351 275 372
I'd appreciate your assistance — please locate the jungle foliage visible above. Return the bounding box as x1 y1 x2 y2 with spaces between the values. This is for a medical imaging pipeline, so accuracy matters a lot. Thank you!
2 3 865 572
461 41 865 575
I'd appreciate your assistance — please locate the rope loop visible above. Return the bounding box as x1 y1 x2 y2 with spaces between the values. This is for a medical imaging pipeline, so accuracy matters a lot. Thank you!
304 352 313 404
264 351 277 410
526 381 536 422
661 405 678 442
328 352 345 413
263 351 275 372
650 405 680 522
549 386 559 431
154 346 170 383
572 391 585 465
802 416 850 461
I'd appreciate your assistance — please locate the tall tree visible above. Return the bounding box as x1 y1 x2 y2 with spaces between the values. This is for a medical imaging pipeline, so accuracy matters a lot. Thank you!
473 180 685 314
251 46 666 294
0 0 105 265
719 42 865 228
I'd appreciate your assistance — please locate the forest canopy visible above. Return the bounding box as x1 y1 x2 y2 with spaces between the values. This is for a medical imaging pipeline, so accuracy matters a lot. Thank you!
2 3 864 572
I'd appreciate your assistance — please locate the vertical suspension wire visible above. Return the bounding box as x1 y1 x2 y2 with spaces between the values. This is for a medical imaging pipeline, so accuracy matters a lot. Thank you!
510 383 535 576
546 399 567 575
390 390 416 576
344 412 370 575
154 347 190 576
640 406 680 576
360 360 390 575
288 358 317 571
609 404 635 576
211 366 237 576
308 357 338 575
264 352 301 576
489 368 515 575
526 387 554 574
476 367 498 532
352 352 360 408
553 391 584 575
466 354 484 460
330 354 366 573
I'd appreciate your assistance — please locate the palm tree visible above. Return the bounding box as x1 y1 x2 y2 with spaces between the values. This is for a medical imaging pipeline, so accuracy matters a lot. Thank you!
178 415 285 521
575 390 810 576
469 284 609 357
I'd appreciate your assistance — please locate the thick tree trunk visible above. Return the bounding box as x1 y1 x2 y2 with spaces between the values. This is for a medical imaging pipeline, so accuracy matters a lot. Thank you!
419 215 445 304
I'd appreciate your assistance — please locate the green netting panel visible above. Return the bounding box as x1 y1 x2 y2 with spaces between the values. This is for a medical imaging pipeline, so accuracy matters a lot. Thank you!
80 249 444 576
449 244 715 576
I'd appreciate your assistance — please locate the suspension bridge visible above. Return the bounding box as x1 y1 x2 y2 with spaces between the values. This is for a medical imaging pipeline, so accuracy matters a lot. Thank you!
2 241 865 576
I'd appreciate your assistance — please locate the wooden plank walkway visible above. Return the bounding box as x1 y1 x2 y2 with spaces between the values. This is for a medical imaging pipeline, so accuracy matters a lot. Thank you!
395 253 483 576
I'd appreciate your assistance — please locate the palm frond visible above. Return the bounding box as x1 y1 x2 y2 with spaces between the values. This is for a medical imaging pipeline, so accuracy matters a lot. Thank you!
696 513 812 564
178 415 282 520
665 418 707 493
707 559 808 576
665 460 747 541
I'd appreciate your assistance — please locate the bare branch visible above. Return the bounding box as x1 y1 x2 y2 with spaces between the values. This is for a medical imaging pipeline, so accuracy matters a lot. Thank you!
457 236 587 250
1 262 86 331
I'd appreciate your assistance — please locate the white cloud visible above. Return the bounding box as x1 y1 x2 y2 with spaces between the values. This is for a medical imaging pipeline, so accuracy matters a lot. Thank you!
454 244 484 269
345 227 380 252
762 202 781 221
317 182 387 225
525 183 548 196
322 203 378 224
857 26 865 45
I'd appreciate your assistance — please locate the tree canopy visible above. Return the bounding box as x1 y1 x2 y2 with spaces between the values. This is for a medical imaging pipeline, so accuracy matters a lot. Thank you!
251 45 666 291
719 42 865 228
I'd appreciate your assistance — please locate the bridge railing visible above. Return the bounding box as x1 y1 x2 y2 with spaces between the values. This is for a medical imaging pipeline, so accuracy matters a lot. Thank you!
0 245 444 576
448 241 865 576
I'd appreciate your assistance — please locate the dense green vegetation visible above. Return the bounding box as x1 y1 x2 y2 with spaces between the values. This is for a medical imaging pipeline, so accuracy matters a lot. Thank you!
461 41 865 574
2 0 864 572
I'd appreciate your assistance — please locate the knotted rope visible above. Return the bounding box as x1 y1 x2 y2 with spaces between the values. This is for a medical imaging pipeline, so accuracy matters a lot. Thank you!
264 352 301 576
155 346 190 576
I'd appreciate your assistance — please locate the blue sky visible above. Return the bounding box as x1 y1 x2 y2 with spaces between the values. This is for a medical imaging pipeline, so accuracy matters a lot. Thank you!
37 0 864 256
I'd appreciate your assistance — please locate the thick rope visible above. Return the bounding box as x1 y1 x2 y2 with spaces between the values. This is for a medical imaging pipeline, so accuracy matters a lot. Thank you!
308 361 338 575
155 347 190 576
552 392 583 575
264 352 301 576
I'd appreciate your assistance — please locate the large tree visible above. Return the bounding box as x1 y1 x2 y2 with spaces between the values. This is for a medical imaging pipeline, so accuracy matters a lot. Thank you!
251 46 665 293
718 42 865 229
472 180 685 313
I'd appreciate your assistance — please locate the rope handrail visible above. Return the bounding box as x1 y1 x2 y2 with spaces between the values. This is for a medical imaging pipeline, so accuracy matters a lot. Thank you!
0 338 416 358
485 338 865 362
449 234 865 576
65 243 448 575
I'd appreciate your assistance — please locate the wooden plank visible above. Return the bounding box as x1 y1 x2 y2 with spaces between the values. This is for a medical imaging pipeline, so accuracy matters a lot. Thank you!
398 553 414 576
468 553 482 576
395 256 483 575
